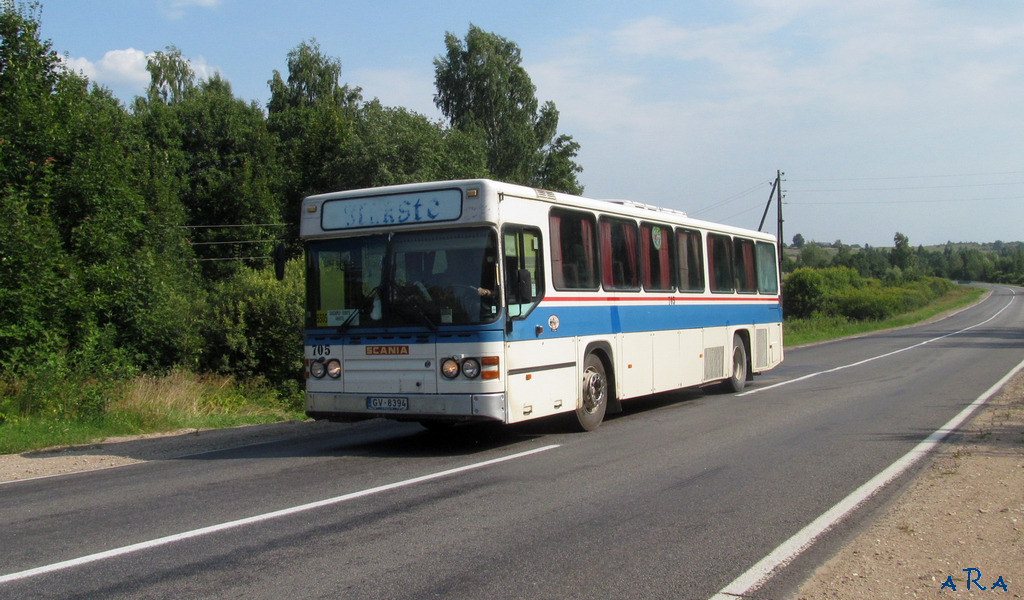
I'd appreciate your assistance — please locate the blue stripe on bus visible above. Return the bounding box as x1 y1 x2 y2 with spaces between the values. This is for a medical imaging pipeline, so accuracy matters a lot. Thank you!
507 300 782 342
304 300 781 345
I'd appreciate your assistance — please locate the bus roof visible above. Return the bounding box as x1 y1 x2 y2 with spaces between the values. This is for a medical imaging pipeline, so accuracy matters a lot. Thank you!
301 178 777 243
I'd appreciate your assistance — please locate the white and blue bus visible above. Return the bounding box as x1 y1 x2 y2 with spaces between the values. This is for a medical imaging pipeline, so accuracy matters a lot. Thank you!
299 179 782 431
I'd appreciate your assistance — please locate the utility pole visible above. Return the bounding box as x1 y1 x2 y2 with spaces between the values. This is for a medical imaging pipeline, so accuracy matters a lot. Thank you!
776 170 784 279
757 170 785 278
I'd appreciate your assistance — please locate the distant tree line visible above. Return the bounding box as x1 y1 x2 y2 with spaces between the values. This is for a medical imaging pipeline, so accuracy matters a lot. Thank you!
0 2 582 415
785 232 1024 285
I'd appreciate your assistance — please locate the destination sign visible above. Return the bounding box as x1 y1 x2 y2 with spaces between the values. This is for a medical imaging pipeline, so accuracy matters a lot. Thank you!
322 189 463 230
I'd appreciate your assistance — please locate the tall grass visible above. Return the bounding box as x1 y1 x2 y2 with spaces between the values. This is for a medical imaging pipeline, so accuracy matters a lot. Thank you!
0 370 303 455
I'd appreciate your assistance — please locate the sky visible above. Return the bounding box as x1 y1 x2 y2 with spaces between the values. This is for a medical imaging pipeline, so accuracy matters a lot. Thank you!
36 0 1024 248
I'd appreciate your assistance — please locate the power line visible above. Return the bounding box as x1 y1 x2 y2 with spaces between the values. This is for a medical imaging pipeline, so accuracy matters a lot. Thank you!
793 194 1024 206
690 180 773 217
789 170 1024 182
788 181 1024 193
194 256 274 262
179 223 287 229
189 239 283 246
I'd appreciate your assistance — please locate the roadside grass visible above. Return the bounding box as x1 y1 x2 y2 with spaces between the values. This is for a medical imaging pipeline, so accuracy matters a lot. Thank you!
0 370 303 455
783 285 984 347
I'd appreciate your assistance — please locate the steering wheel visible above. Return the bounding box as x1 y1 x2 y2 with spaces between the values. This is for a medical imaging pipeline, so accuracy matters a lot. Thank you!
413 281 432 301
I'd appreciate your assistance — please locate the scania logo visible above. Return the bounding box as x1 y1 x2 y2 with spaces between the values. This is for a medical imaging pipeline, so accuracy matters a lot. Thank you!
365 346 410 356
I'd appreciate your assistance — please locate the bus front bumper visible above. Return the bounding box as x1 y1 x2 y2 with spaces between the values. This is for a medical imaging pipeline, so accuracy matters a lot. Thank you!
305 392 507 423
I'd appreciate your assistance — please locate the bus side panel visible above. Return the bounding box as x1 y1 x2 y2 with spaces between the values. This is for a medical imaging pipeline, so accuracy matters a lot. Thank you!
654 328 704 392
505 337 578 423
772 322 784 366
618 332 654 398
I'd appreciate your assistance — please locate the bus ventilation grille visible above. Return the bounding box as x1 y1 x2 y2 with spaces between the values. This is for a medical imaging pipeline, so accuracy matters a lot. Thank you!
755 329 769 369
703 346 725 380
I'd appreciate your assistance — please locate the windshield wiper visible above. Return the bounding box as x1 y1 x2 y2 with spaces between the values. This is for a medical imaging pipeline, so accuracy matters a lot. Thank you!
336 284 382 334
404 297 437 332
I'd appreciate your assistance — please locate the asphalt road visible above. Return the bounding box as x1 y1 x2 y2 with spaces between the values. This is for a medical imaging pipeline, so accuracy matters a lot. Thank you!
2 285 1021 600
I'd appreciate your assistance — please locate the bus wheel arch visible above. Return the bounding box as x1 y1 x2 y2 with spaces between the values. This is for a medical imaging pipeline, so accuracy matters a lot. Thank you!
583 341 621 413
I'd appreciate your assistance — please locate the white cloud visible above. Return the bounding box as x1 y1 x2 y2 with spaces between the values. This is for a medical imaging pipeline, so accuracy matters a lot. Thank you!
159 0 222 20
62 48 150 90
61 49 221 99
186 55 219 84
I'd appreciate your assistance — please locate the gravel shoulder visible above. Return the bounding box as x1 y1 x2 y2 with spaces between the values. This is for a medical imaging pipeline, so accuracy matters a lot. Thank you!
2 375 1021 600
792 372 1024 599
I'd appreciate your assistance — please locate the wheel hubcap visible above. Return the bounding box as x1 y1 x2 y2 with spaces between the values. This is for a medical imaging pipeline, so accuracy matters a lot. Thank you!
582 368 605 413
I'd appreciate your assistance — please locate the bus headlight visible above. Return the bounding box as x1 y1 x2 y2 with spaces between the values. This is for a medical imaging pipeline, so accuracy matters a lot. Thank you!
441 358 461 379
325 359 342 379
310 359 326 378
461 358 481 379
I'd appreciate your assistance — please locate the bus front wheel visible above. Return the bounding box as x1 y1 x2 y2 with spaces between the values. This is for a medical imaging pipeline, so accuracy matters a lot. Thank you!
575 354 608 431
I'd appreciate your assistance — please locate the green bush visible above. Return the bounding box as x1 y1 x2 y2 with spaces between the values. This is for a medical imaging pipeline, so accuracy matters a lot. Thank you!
0 348 127 422
782 268 826 318
833 287 895 321
785 266 955 323
201 259 304 391
783 266 864 318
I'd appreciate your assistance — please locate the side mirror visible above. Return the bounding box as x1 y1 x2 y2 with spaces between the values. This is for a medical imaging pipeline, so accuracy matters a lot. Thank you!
515 269 532 303
273 243 287 281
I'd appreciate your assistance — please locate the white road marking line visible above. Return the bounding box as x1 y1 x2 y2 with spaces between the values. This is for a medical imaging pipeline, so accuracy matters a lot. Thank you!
739 291 1015 397
709 356 1024 600
0 444 561 585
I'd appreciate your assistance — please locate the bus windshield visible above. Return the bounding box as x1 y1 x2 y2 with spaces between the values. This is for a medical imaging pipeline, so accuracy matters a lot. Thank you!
305 227 501 330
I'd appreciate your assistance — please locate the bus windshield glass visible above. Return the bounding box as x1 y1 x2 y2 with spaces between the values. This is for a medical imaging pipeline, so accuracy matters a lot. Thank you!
306 228 501 330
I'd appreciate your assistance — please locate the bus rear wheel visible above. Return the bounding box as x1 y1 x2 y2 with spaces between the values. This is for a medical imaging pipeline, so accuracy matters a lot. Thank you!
574 354 608 431
724 334 748 393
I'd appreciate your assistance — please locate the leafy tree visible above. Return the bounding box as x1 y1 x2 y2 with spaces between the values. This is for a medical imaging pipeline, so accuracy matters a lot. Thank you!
146 45 195 104
175 74 282 279
799 243 828 268
0 1 74 372
340 99 488 188
891 231 914 271
847 244 890 279
268 39 362 234
268 38 491 232
0 0 60 188
433 25 583 193
791 233 805 248
0 177 70 374
268 39 360 114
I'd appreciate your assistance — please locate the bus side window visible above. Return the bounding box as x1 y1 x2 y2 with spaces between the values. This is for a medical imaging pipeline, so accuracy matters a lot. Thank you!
503 226 543 319
641 223 674 291
550 209 598 290
707 233 734 293
756 241 779 294
676 228 705 292
600 217 639 291
733 237 757 293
